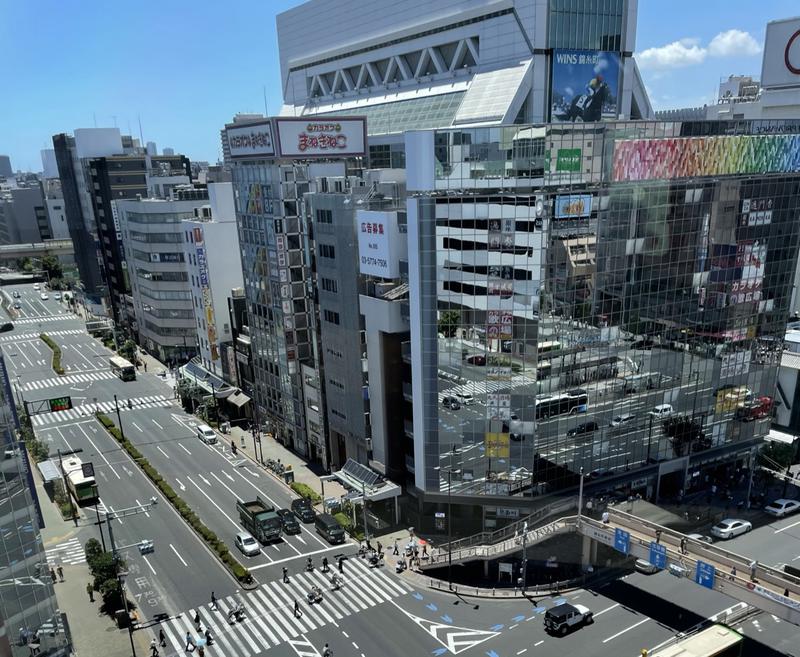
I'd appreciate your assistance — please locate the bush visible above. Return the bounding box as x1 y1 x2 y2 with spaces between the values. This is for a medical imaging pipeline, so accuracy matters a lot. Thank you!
39 334 65 375
84 538 103 566
290 482 321 504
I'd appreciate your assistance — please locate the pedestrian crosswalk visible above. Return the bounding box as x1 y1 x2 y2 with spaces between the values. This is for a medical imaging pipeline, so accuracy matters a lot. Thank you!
13 315 75 324
31 395 173 426
21 370 115 391
45 537 86 566
156 557 411 657
0 328 83 343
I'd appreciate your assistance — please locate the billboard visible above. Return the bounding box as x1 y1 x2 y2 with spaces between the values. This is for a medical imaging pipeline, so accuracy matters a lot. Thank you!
226 122 275 158
356 210 400 278
612 134 800 182
275 118 366 158
551 49 620 122
554 194 593 218
761 17 800 89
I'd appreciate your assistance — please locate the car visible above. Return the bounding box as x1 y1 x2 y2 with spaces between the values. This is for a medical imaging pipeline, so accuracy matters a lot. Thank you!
234 531 261 557
610 413 636 428
764 498 800 518
567 421 599 437
544 603 593 635
686 533 714 544
442 396 461 410
291 497 316 523
650 404 674 419
11 291 19 298
634 558 661 574
455 392 474 405
277 508 301 534
53 292 61 300
710 518 752 540
0 323 13 333
156 368 167 378
40 293 49 300
195 424 217 444
465 354 486 366
32 283 40 290
13 302 20 309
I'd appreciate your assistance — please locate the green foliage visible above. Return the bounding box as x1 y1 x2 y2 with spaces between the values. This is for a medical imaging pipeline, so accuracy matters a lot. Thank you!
118 339 137 363
333 512 364 541
761 441 795 469
663 417 709 456
438 310 461 338
39 333 65 375
40 255 63 280
84 538 103 564
290 482 321 504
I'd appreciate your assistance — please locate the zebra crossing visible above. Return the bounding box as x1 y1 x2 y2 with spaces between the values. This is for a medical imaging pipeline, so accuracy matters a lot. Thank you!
12 314 74 324
21 370 115 391
156 557 411 657
438 375 534 403
31 395 173 426
45 537 86 566
0 328 83 343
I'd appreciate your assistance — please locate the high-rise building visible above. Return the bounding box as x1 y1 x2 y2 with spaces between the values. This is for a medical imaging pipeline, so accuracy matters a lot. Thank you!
393 120 800 533
0 155 12 179
0 356 71 657
0 184 50 245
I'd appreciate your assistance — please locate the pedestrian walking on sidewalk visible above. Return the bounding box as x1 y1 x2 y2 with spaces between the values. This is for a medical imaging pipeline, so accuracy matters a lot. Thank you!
210 592 217 610
159 629 166 647
283 567 289 583
86 582 94 602
680 537 687 555
393 539 399 556
294 600 301 618
655 530 661 545
377 541 383 557
56 566 64 582
150 639 159 657
422 543 428 558
729 566 736 581
749 560 758 582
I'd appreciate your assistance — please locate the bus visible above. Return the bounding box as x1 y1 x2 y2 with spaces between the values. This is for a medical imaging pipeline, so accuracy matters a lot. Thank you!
109 355 136 381
62 457 98 505
535 389 589 420
648 623 743 657
537 341 562 357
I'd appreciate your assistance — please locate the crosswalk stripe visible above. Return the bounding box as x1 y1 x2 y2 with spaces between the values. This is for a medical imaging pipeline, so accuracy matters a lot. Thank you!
280 578 321 632
251 588 294 642
349 560 391 607
158 621 183 655
293 572 337 625
215 600 262 654
357 557 410 596
305 570 348 619
197 606 238 657
290 573 332 626
266 580 310 634
242 591 281 645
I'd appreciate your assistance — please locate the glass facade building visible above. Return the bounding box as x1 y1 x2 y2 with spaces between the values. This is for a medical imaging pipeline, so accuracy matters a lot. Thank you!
0 357 70 657
404 120 800 533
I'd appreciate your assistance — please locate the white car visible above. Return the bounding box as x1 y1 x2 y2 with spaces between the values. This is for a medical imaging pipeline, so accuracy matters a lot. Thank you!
40 293 49 300
455 392 474 405
234 531 261 557
634 558 661 574
610 413 636 428
649 404 673 419
687 533 713 544
710 518 752 540
54 292 62 300
764 499 800 518
32 283 40 290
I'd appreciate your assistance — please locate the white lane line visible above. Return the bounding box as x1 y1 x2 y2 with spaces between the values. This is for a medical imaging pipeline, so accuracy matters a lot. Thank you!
178 443 191 455
517 649 527 655
602 618 649 643
76 422 121 480
135 499 151 518
156 446 170 459
187 478 241 530
169 543 188 567
131 422 143 432
247 545 346 569
775 518 800 534
142 555 156 575
594 603 620 617
534 640 544 646
152 419 164 430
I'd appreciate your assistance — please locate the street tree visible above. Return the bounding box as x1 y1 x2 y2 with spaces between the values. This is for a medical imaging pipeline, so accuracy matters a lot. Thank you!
438 310 461 338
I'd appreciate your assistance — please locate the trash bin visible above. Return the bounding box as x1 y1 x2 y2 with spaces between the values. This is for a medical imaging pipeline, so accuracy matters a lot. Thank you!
220 422 231 434
283 470 295 485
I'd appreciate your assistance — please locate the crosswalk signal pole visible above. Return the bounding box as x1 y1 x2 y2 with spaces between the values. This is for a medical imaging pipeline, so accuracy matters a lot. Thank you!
113 394 126 442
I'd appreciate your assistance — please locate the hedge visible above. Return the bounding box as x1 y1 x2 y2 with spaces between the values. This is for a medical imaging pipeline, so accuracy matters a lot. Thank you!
39 333 65 375
95 412 252 585
334 511 364 541
290 482 321 504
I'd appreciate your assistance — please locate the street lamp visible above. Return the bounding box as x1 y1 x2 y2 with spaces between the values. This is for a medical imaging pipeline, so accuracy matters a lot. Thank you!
435 465 461 590
577 467 585 523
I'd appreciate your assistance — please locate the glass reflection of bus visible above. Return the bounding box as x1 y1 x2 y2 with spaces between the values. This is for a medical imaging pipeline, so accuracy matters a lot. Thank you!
648 624 742 657
63 457 98 505
537 341 562 357
109 355 136 381
535 389 589 420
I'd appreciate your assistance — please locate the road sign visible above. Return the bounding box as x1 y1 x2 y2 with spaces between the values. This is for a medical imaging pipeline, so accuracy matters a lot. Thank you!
614 528 630 554
695 560 715 589
649 542 667 569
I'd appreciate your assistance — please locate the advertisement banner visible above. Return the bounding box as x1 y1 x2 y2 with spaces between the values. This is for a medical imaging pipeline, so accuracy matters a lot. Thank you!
276 118 366 158
551 49 620 122
226 121 275 158
612 134 800 182
484 432 510 458
555 148 582 172
356 210 400 278
761 17 800 88
554 194 593 218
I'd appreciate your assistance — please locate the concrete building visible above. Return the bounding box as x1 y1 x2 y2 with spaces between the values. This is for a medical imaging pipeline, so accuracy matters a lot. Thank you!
41 180 71 241
181 182 243 376
220 114 266 165
0 155 12 178
0 184 50 245
117 187 209 364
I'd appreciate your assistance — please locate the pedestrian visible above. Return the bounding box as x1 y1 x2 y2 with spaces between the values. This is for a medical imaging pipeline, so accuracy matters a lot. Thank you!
323 643 333 657
159 629 166 648
785 588 790 598
144 362 147 372
294 600 301 618
283 566 289 583
422 543 428 558
185 632 195 652
377 541 383 557
729 566 736 581
338 556 344 573
393 539 399 556
749 560 758 582
680 537 687 555
194 611 201 631
72 513 79 527
210 592 217 610
655 530 661 544
86 582 94 602
56 565 64 582
231 440 237 455
197 647 204 657
601 511 609 524
150 639 159 657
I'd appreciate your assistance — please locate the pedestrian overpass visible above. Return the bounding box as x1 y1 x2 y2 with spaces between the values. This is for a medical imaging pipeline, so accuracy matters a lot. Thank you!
422 506 800 625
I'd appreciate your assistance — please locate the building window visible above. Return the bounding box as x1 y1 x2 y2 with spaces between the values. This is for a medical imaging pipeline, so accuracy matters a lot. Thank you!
323 309 340 324
319 244 336 259
321 277 338 293
316 209 333 224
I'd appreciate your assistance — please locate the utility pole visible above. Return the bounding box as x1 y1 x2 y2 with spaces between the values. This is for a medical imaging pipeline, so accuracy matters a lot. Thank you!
113 395 126 442
577 467 584 523
361 480 369 541
441 466 461 590
520 520 528 593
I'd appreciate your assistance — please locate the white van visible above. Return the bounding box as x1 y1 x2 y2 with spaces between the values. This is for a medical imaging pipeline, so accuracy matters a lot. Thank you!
649 404 674 419
196 424 217 444
455 392 475 405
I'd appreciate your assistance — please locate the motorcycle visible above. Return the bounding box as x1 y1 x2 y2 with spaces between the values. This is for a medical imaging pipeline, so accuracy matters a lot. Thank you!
307 587 323 604
306 558 314 572
330 574 343 590
368 552 383 568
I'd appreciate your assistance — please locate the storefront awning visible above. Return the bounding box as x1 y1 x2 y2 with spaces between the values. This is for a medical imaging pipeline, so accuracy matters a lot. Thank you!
332 458 401 502
226 391 251 408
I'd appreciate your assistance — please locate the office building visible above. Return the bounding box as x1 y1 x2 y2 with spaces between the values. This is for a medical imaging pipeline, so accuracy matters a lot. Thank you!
0 357 71 657
393 119 800 533
0 156 12 179
117 187 209 364
0 184 50 245
181 183 243 376
41 180 71 241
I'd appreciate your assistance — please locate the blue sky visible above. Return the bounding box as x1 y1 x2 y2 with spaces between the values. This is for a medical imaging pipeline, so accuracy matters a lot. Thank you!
0 1 796 171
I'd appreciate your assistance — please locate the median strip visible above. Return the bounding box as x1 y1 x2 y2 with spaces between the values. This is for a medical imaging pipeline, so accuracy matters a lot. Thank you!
39 333 65 375
94 411 253 586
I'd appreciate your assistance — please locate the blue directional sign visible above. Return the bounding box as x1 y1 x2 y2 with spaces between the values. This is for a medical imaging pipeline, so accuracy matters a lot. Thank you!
649 542 667 569
614 528 630 554
695 560 715 589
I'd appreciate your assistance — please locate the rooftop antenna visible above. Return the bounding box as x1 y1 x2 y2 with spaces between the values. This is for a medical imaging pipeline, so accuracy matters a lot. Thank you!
138 115 145 146
263 85 269 117
93 112 97 128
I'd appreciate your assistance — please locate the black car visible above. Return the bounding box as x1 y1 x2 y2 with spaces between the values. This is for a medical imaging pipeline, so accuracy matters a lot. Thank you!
291 498 316 523
567 421 598 438
277 508 301 534
0 323 13 333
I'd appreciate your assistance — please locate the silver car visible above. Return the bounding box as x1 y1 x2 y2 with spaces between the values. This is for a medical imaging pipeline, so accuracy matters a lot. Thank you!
710 518 752 540
234 531 261 556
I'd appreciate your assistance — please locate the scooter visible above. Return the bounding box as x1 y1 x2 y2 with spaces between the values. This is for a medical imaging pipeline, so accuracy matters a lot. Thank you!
306 558 314 572
330 574 343 590
307 587 323 604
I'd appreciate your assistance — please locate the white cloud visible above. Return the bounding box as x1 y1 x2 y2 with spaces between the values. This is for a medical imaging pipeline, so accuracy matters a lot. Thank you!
638 38 706 71
637 30 762 71
708 29 761 57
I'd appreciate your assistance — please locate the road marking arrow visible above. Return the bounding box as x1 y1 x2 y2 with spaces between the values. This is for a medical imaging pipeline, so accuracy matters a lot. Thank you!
243 468 260 478
490 624 503 632
441 614 453 623
175 478 186 492
198 474 211 486
222 471 234 482
427 603 438 611
512 615 525 623
412 592 424 600
123 466 134 477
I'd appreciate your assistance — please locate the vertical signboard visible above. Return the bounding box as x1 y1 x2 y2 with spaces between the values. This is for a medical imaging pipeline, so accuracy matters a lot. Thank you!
649 542 667 569
551 49 620 122
695 560 715 589
614 528 630 554
194 227 219 361
356 210 400 278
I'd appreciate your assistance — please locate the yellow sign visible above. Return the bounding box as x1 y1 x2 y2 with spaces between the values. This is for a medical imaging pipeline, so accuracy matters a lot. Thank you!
485 432 510 458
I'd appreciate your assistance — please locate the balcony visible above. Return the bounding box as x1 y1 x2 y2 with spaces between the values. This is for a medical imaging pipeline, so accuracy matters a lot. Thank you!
401 341 411 363
403 419 413 437
402 381 412 401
